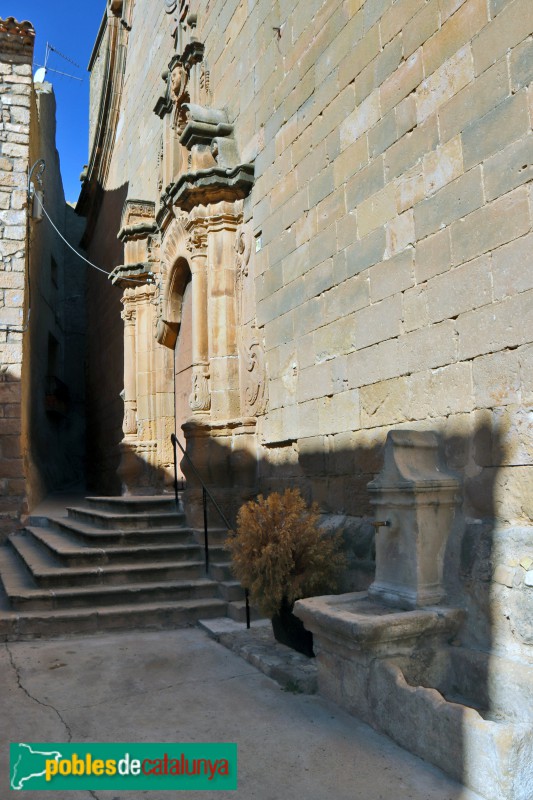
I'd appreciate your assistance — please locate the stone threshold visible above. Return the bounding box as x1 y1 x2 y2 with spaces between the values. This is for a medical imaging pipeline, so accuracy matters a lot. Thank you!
198 617 318 695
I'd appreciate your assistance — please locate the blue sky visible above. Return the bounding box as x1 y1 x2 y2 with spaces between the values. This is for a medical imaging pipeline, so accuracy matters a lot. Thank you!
9 1 105 202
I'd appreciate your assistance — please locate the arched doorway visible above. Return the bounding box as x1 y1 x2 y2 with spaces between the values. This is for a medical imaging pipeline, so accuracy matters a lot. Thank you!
174 279 193 438
169 259 193 479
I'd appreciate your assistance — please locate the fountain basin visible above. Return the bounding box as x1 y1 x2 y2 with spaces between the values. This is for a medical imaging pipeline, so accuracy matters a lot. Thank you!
294 592 533 800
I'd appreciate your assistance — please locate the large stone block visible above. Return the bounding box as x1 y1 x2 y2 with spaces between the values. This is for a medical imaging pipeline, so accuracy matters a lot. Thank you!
347 337 406 388
416 45 474 124
472 0 533 75
450 185 530 266
370 247 414 302
414 166 483 241
456 288 533 360
483 134 533 203
380 0 424 44
346 227 386 277
384 116 439 181
462 91 530 171
345 154 384 209
380 48 423 116
423 0 487 77
340 90 380 151
384 209 415 257
510 36 533 92
492 232 533 301
399 319 456 372
426 253 492 324
353 292 402 350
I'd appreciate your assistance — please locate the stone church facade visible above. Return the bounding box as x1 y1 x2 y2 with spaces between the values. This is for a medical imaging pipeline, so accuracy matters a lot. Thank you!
0 3 530 793
82 0 531 527
79 0 531 693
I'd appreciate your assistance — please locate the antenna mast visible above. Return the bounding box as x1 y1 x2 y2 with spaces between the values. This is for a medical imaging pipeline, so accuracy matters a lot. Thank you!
34 42 83 82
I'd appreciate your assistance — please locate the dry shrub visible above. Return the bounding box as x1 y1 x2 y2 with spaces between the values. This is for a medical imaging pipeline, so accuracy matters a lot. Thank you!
226 489 346 618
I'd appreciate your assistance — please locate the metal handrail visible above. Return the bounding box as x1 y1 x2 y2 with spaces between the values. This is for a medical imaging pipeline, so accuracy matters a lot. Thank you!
170 433 251 628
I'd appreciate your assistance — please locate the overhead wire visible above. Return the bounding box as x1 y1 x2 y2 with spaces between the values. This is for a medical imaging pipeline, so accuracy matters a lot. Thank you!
0 162 154 335
35 193 154 285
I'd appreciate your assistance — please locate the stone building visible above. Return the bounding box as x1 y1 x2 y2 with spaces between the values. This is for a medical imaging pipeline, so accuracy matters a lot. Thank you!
76 0 532 794
0 17 86 539
0 1 529 795
81 0 532 568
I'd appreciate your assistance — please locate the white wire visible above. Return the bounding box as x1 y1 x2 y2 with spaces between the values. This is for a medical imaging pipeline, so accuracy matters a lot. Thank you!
35 193 153 284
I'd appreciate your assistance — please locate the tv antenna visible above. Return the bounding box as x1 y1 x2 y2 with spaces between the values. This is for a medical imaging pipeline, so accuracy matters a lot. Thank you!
34 42 83 83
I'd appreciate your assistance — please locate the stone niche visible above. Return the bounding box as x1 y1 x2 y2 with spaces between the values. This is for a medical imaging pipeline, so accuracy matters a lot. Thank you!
295 430 533 800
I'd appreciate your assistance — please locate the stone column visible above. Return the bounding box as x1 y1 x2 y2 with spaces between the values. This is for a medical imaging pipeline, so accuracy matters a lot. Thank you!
186 220 210 413
121 294 137 436
205 202 241 420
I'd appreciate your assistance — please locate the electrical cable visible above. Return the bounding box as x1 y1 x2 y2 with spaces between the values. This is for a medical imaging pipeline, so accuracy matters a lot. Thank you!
0 160 153 335
35 193 153 284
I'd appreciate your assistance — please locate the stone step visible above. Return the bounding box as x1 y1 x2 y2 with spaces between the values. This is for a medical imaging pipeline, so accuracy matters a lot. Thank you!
9 532 208 588
25 525 205 567
191 526 230 546
66 506 186 531
209 561 234 582
1 553 220 610
84 495 180 514
0 597 228 640
0 490 251 637
218 580 245 602
227 599 264 623
52 517 194 547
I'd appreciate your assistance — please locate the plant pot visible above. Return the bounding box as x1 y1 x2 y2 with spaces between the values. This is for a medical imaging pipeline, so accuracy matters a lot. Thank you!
271 596 314 657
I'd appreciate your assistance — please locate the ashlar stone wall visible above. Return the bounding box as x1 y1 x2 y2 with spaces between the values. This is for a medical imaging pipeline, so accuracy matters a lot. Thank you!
82 0 532 656
194 0 533 655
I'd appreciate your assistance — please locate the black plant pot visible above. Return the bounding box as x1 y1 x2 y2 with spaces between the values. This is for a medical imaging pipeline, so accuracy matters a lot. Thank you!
271 597 314 657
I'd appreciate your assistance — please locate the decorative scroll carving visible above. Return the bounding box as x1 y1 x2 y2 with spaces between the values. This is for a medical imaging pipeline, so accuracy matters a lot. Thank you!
189 366 211 412
243 342 266 412
235 225 252 288
235 225 267 417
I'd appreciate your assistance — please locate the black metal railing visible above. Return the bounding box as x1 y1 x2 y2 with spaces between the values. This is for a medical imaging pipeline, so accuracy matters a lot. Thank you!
170 433 251 628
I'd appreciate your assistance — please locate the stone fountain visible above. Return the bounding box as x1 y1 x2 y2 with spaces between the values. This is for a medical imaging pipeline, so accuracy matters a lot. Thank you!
295 430 533 800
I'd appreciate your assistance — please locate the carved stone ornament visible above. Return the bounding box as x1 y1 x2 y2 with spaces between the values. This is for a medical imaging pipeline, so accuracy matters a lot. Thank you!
123 401 137 435
235 226 252 287
235 225 268 416
164 0 177 12
159 104 254 212
243 340 267 413
154 44 204 120
186 224 208 257
189 367 211 412
171 62 188 108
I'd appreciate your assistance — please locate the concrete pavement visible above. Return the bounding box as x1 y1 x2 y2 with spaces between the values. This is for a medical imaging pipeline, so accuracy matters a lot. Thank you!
1 626 483 800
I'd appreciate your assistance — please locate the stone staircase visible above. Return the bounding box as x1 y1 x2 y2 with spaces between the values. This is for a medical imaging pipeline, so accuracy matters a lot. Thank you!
0 494 251 639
